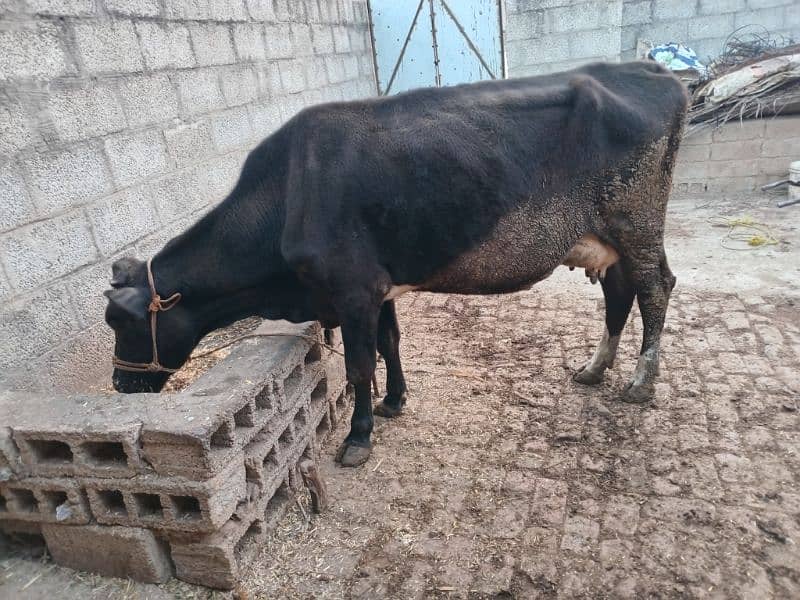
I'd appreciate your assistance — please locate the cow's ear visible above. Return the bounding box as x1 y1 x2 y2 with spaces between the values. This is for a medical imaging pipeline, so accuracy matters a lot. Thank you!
104 287 150 320
110 256 143 288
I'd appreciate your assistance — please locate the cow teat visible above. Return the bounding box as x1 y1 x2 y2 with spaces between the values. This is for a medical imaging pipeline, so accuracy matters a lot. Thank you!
563 234 620 283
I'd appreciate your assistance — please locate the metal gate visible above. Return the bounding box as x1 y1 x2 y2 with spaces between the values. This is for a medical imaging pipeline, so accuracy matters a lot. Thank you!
368 0 504 96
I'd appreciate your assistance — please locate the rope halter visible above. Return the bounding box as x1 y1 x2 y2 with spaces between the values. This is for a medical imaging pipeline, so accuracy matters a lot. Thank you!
112 258 182 374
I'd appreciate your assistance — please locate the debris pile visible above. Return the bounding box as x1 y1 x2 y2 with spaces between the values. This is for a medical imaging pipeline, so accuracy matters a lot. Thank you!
689 47 800 131
0 321 350 589
687 27 799 133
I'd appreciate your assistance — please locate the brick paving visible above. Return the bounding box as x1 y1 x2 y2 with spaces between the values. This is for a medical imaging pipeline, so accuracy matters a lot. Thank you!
238 281 799 599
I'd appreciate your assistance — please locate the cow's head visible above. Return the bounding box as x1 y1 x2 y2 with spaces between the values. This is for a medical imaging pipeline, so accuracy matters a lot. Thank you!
104 257 197 393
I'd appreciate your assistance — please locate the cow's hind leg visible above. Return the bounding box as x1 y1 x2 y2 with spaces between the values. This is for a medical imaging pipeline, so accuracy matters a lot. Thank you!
622 250 676 403
373 300 408 418
574 262 635 385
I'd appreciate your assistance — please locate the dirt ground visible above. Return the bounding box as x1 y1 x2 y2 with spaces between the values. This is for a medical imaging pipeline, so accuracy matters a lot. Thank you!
2 193 799 599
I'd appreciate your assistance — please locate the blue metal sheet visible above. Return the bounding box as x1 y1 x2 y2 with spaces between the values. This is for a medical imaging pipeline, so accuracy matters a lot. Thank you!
435 0 502 86
371 0 437 95
369 0 502 95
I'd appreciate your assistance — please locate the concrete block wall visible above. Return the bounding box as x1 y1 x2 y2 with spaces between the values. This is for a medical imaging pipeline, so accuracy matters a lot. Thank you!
504 0 800 76
620 0 800 63
0 0 376 393
504 0 624 76
673 115 800 195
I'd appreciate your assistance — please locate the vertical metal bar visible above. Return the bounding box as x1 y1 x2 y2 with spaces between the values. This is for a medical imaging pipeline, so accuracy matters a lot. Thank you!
428 0 442 87
365 0 382 95
497 0 506 78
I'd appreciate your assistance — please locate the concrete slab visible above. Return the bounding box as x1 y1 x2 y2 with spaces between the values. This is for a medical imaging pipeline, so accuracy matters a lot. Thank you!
42 523 173 584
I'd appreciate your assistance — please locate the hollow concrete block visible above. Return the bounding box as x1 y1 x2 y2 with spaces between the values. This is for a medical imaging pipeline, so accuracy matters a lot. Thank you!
42 523 172 583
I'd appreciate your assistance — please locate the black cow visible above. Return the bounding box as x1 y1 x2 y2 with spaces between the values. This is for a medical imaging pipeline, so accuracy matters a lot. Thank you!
105 61 689 467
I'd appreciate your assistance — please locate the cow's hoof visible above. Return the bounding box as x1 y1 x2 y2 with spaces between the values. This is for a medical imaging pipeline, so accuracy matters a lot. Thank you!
573 366 604 385
335 442 371 467
620 382 654 404
373 393 407 418
373 402 403 418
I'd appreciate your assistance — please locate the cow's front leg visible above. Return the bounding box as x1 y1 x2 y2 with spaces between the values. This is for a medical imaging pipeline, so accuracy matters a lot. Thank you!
373 300 408 418
335 294 381 468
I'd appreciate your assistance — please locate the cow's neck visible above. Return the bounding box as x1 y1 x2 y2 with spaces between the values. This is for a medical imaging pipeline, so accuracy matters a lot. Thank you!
150 186 294 324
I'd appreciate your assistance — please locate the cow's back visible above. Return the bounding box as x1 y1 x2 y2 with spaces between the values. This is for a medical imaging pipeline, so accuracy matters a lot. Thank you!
279 61 688 291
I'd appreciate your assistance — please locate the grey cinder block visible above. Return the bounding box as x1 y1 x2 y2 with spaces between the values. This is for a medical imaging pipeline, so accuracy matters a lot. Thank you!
265 23 294 58
342 54 359 80
190 23 236 67
143 168 207 223
324 55 346 83
257 61 283 97
105 0 161 17
104 129 170 189
210 106 253 152
0 214 99 293
25 143 114 216
72 20 143 74
698 0 745 15
173 69 226 118
248 102 283 139
24 0 96 17
310 23 335 54
233 23 267 62
136 22 195 71
332 25 350 52
0 101 36 156
622 0 652 26
291 22 313 56
140 322 323 479
0 21 74 82
0 285 81 370
119 74 180 127
47 83 127 142
0 163 37 232
278 59 307 94
245 0 277 21
210 0 248 22
164 120 216 168
164 0 211 20
86 189 159 256
220 64 260 107
687 14 735 40
652 0 695 19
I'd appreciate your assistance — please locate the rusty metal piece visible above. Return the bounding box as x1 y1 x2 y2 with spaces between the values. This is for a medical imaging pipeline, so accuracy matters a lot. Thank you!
298 458 328 514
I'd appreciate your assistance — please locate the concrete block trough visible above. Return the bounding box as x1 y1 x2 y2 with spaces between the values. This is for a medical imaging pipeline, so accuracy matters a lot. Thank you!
0 321 351 589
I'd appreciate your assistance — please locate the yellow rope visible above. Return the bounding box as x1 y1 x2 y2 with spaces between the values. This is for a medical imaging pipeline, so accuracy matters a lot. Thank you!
709 215 780 251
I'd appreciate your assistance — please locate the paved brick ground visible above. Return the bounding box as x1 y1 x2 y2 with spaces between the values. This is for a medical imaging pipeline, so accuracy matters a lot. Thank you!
2 196 798 599
240 282 798 599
